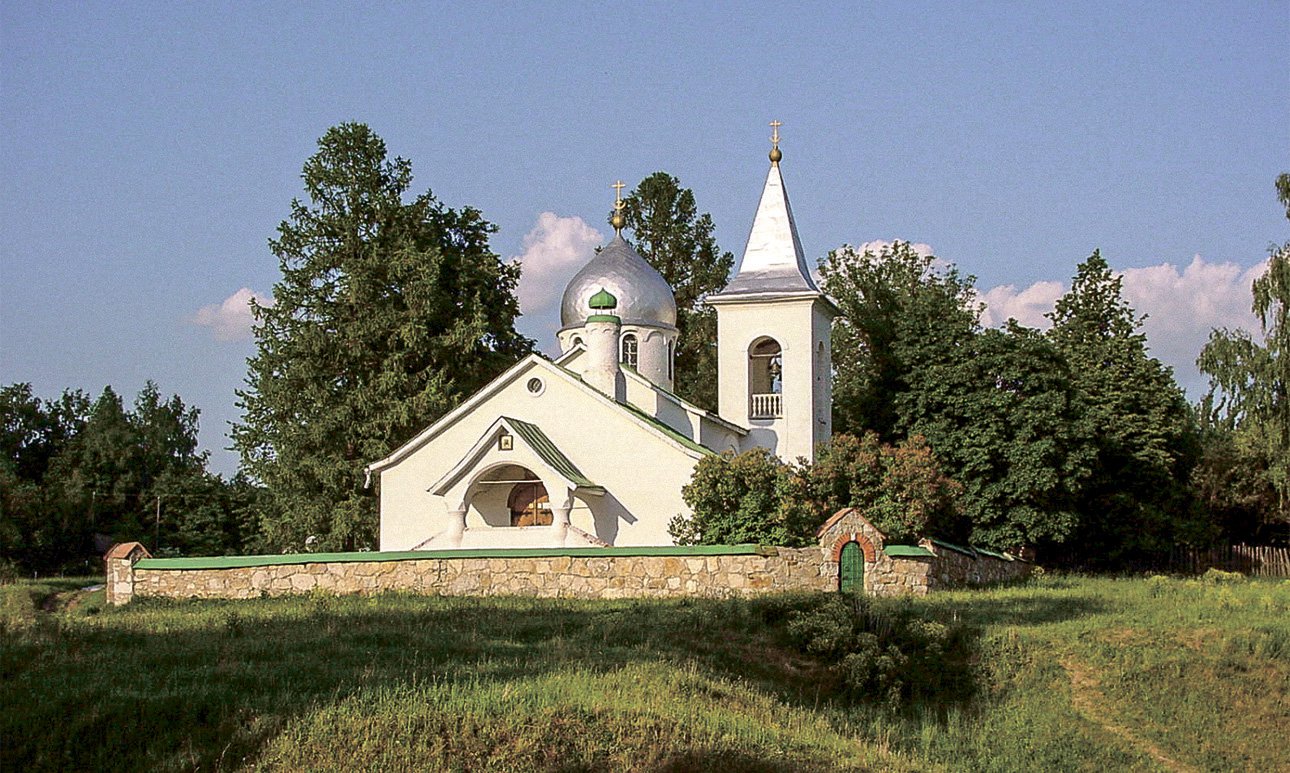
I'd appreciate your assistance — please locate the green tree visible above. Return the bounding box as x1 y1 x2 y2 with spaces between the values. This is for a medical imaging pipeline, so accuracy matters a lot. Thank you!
1046 250 1201 563
2 382 255 570
234 123 532 552
820 242 1093 551
0 384 88 483
674 435 963 548
819 242 979 440
901 323 1096 550
159 470 267 557
48 386 144 546
1197 174 1290 533
618 172 734 410
0 384 90 573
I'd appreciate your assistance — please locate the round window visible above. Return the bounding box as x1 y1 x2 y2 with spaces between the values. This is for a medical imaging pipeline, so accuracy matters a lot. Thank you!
526 377 544 395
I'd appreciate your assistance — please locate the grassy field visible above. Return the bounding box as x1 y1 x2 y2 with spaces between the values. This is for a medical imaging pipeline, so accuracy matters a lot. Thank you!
2 573 1286 772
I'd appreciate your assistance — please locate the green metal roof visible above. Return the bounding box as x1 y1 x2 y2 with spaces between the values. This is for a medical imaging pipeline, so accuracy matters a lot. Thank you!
503 417 596 488
585 314 621 323
588 287 617 309
929 538 977 558
617 400 714 456
883 545 935 558
135 543 777 571
928 538 1016 561
975 547 1013 561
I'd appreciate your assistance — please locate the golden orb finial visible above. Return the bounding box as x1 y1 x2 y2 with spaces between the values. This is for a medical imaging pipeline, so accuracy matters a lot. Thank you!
769 120 783 164
611 179 626 234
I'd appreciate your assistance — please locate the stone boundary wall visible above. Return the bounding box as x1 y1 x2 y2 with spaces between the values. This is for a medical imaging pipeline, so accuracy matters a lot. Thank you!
110 545 835 605
920 539 1032 591
105 510 1033 606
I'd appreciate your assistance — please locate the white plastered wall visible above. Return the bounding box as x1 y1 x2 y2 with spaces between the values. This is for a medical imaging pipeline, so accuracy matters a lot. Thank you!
715 296 832 464
558 323 676 393
376 360 703 551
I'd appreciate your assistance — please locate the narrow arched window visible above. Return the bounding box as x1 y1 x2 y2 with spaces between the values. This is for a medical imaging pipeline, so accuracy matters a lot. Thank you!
667 340 674 381
621 333 638 368
572 336 584 349
749 337 782 418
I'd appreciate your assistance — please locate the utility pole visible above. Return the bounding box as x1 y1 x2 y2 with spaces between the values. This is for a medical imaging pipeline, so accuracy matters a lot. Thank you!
155 495 161 553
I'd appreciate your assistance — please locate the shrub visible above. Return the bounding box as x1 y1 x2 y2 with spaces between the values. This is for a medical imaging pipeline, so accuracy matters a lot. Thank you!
673 433 965 547
783 432 965 543
780 593 973 711
784 594 856 656
672 448 813 546
1200 567 1246 584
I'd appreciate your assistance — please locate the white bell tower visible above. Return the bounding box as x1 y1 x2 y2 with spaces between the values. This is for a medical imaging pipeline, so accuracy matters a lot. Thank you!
707 123 837 463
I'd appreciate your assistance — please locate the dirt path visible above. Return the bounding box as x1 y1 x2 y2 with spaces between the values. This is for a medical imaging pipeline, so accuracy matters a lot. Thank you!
1061 656 1197 773
40 586 100 614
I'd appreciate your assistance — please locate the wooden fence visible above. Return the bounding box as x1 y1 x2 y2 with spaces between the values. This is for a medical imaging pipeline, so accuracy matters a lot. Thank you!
1167 544 1290 578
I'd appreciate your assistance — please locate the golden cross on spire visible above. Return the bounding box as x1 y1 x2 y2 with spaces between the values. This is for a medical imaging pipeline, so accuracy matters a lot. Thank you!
611 180 626 234
768 120 783 164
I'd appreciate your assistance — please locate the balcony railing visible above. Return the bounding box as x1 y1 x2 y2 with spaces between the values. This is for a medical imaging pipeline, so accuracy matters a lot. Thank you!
750 392 782 419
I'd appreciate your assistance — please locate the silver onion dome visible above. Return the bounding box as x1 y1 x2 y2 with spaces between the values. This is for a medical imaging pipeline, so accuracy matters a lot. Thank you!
560 235 677 329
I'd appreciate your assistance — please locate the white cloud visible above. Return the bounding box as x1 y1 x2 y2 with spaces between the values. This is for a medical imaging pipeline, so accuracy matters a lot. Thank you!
512 212 603 315
977 256 1267 394
853 239 936 258
977 281 1064 329
190 287 268 342
1122 256 1265 385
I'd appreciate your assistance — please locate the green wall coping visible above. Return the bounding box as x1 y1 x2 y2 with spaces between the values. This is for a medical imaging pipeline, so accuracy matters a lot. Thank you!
928 538 1017 561
975 547 1013 561
928 538 978 558
135 544 778 571
883 545 935 558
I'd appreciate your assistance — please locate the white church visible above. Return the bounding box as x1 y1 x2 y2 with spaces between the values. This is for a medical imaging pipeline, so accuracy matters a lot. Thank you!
367 132 838 550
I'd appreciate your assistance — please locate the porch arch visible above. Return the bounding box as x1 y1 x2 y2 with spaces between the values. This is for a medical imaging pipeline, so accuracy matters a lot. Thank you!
462 463 562 529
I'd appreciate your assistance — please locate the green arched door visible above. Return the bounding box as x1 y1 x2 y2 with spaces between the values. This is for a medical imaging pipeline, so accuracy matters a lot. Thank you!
839 541 864 593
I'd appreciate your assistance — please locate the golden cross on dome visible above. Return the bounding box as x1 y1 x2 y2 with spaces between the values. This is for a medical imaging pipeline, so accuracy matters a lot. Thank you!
611 180 626 233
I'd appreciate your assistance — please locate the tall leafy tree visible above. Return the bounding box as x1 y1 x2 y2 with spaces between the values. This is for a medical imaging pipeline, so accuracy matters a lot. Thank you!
1197 174 1290 535
234 123 532 551
901 323 1096 550
1 383 87 483
49 386 145 543
1047 251 1200 563
819 242 979 440
618 172 734 410
821 243 1092 551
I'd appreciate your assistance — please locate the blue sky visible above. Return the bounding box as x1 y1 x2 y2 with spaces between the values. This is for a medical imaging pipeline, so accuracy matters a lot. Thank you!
2 2 1286 476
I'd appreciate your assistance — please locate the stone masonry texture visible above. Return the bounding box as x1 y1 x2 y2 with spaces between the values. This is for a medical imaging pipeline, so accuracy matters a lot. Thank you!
109 509 1033 605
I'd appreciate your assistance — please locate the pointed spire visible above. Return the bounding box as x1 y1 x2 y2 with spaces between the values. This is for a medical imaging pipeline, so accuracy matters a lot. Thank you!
712 125 819 297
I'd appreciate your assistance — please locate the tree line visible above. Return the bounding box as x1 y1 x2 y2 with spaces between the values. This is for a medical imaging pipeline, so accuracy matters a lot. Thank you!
1 382 265 575
3 123 1284 573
